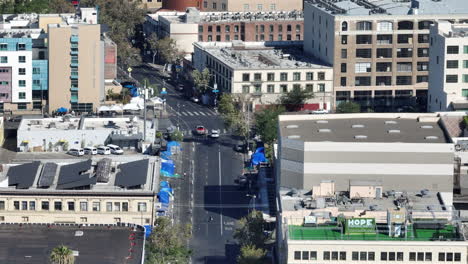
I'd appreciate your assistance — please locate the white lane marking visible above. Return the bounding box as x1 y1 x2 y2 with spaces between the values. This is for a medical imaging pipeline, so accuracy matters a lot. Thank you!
199 112 206 116
219 149 223 235
187 111 194 116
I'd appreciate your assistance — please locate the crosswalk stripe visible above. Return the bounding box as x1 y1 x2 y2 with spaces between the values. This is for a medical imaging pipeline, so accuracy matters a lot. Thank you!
187 112 194 116
199 112 206 116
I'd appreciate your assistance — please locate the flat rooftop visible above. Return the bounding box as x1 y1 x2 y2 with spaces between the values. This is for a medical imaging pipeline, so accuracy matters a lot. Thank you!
288 224 462 241
160 10 303 24
0 158 157 193
195 41 330 70
278 113 449 143
306 0 468 16
0 224 144 264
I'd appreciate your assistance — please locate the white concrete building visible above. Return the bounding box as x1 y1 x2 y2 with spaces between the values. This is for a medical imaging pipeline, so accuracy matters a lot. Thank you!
193 41 333 110
428 21 468 112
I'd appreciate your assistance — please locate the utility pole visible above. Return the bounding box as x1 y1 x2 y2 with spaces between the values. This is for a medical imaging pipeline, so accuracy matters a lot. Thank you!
143 79 147 142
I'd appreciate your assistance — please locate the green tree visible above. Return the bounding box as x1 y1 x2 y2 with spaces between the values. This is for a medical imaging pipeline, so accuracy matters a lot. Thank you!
336 101 361 113
234 210 268 249
254 106 285 145
147 33 159 64
218 94 249 138
154 37 180 64
170 129 184 142
50 245 74 264
0 0 75 14
238 245 266 264
146 217 192 264
48 0 75 13
191 68 211 94
279 87 314 111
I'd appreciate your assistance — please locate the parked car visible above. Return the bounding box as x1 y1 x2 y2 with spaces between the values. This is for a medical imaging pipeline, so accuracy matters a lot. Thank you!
177 84 184 91
234 141 246 153
195 125 207 135
107 144 124 155
310 109 329 114
97 146 111 155
210 129 220 138
68 148 84 156
83 147 97 155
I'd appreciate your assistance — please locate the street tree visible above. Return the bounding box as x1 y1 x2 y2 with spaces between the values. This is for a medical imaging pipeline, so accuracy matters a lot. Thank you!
146 217 192 264
154 37 180 65
218 94 249 138
170 129 184 142
238 244 267 264
192 68 211 94
254 105 285 145
336 101 361 113
48 0 75 13
234 210 268 249
50 245 74 264
279 87 314 111
147 34 159 64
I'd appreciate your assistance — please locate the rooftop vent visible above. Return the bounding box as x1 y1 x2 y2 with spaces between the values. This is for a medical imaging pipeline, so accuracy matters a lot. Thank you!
318 128 331 133
316 120 328 124
420 125 433 129
352 124 365 128
425 136 439 140
288 135 301 139
354 135 368 139
286 125 299 129
388 129 401 134
385 120 398 125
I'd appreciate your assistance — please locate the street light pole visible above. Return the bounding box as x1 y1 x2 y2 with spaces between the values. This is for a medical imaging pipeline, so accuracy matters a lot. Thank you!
143 80 147 143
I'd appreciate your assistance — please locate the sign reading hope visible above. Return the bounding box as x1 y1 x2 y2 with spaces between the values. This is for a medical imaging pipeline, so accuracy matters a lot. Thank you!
347 218 374 228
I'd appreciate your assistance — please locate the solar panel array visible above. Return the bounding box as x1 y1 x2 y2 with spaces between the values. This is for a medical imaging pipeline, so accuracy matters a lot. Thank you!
37 162 58 188
95 158 112 183
7 161 41 189
57 159 97 189
115 159 149 188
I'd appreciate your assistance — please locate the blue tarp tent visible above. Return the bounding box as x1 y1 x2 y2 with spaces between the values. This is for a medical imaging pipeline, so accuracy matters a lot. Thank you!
57 107 67 113
161 141 182 160
160 181 170 188
144 225 153 238
157 187 173 204
160 159 175 177
251 147 267 166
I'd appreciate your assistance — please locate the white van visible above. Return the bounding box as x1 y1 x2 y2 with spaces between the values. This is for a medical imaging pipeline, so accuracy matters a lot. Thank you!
68 148 84 156
84 147 97 155
97 146 111 155
107 144 124 155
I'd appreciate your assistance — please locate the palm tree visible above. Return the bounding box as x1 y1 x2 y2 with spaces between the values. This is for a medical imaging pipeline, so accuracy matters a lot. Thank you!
50 245 74 264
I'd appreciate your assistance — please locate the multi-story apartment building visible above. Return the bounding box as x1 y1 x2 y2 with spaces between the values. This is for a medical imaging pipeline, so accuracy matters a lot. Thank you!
428 21 468 112
0 159 160 225
145 8 303 53
193 41 333 110
161 0 302 12
304 0 468 111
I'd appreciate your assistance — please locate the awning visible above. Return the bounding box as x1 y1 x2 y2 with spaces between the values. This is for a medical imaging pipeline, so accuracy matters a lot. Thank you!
452 102 468 111
98 105 111 112
109 105 123 112
123 103 141 111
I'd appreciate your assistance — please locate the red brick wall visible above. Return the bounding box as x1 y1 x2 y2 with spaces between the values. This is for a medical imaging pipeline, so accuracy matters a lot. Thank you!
162 0 201 11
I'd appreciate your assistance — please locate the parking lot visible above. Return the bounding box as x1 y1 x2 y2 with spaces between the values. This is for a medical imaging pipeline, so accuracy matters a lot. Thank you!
0 224 144 264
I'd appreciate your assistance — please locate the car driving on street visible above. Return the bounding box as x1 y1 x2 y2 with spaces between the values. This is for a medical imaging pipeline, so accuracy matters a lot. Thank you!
195 125 207 135
210 129 220 138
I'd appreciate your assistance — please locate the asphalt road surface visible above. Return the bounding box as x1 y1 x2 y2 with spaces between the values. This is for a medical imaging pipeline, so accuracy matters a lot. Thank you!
132 65 250 263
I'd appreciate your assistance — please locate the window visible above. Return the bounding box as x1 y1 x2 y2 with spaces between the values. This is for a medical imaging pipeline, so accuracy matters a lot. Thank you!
341 49 347 58
340 251 347 260
377 62 392 72
376 76 391 86
318 84 325 92
221 3 226 10
13 201 20 210
302 251 309 260
292 84 301 91
138 202 147 212
18 68 25 75
257 4 262 10
280 72 288 81
415 252 423 261
331 251 338 260
305 84 313 92
0 56 7 63
254 73 261 81
270 3 276 10
418 20 433 29
306 72 313 80
21 201 27 210
377 34 392 44
341 63 347 73
80 217 87 223
287 25 292 32
318 72 325 80
398 21 414 30
446 74 458 83
417 75 428 83
397 62 412 72
310 251 317 260
260 25 265 33
212 2 216 9
0 201 4 210
33 67 40 74
234 25 239 33
17 43 27 51
447 253 453 262
280 84 287 93
418 48 429 57
377 48 392 58
355 62 371 73
447 46 459 54
267 73 274 81
455 253 461 262
216 35 221 41
439 253 445 261
397 76 412 85
352 251 359 261
122 202 128 211
267 85 274 93
54 201 62 211
0 43 7 50
42 201 49 210
296 25 301 33
294 251 300 260
242 73 250 81
356 21 372 30
242 85 249 93
418 34 429 43
340 77 346 86
324 251 331 260
18 80 26 87
397 34 413 44
341 35 348 44
243 4 249 11
356 35 372 44
254 84 261 93
207 35 212 42
107 202 112 212
417 61 429 71
92 202 100 211
342 21 348 31
68 201 75 211
356 49 372 58
377 21 393 31
355 77 371 86
17 103 26 110
293 72 301 81
389 252 396 261
397 48 413 58
447 60 459 68
278 25 283 32
287 34 292 40
18 56 26 63
464 46 468 54
278 34 283 41
369 252 375 261
18 92 26 99
360 252 367 261
425 252 432 261
80 201 88 211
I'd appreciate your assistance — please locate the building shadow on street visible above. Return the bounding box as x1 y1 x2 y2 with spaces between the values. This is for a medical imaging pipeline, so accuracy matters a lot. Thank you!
203 185 250 219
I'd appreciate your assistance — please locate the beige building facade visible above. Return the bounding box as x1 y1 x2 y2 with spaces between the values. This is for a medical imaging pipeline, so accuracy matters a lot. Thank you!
201 0 302 12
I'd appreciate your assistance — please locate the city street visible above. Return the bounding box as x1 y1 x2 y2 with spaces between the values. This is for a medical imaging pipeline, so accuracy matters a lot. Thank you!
132 65 250 263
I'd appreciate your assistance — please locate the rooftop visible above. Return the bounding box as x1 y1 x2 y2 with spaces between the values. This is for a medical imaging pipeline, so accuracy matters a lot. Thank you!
195 41 330 70
278 113 449 143
306 0 468 16
0 158 158 193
